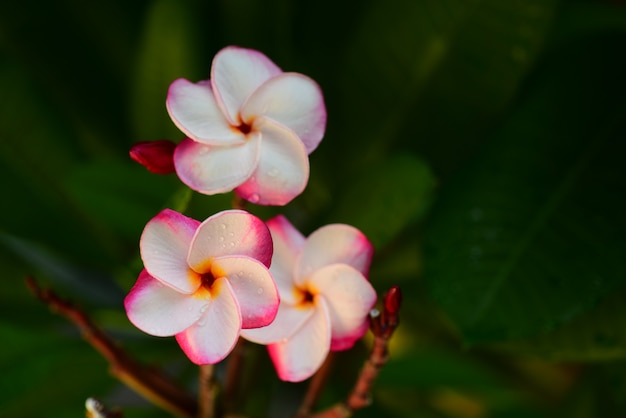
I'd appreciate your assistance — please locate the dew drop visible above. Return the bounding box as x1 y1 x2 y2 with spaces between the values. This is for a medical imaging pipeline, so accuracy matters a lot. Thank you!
229 242 236 247
257 287 264 295
267 168 280 177
228 232 235 237
220 223 227 230
219 236 225 242
248 194 260 203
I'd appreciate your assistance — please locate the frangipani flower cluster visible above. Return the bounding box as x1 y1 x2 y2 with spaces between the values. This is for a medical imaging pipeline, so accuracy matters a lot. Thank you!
126 46 378 383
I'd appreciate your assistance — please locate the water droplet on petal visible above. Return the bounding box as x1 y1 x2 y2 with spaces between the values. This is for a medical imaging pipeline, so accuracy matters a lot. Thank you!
248 194 260 203
228 232 235 237
257 287 264 295
267 168 280 177
219 236 225 242
229 242 235 247
220 223 227 230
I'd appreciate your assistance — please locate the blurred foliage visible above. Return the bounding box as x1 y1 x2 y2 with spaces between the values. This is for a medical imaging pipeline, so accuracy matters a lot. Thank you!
0 0 625 417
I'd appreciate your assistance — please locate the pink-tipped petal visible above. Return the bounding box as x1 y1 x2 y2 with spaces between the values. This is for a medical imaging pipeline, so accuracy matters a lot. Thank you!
267 299 331 382
241 302 313 344
140 209 200 294
166 78 244 145
242 73 326 153
188 210 273 268
173 137 259 195
307 264 377 351
235 119 309 206
211 255 278 329
175 277 242 364
265 215 305 304
125 270 208 337
295 224 373 285
211 46 282 124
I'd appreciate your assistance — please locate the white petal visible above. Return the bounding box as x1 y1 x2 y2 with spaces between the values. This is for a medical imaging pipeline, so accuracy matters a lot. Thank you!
267 299 331 382
188 210 274 268
175 278 242 364
241 302 313 344
242 73 326 153
308 264 376 351
173 137 259 195
140 209 200 294
211 255 278 329
166 78 244 145
211 46 282 124
295 224 373 285
235 119 309 206
265 215 306 304
125 270 208 336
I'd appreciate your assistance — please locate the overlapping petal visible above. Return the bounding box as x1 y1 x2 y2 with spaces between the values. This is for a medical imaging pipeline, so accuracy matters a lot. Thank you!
125 270 208 337
211 46 282 124
308 264 376 350
241 302 313 345
166 78 244 145
188 210 273 268
140 209 200 293
212 255 278 329
267 300 331 382
295 224 373 285
242 73 326 153
265 215 306 304
173 136 260 195
175 278 242 364
235 119 309 206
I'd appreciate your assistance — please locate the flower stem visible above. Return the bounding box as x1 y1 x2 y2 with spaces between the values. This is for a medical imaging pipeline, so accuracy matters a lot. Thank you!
222 337 246 414
26 277 197 418
297 352 336 418
198 364 217 418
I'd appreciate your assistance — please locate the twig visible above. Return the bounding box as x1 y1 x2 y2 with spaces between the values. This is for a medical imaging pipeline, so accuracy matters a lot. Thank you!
296 352 336 418
86 397 124 418
232 194 248 211
25 277 197 418
310 286 402 418
198 364 217 418
222 337 246 414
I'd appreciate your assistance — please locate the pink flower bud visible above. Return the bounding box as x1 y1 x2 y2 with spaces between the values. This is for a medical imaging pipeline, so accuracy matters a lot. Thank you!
129 140 176 174
384 286 402 315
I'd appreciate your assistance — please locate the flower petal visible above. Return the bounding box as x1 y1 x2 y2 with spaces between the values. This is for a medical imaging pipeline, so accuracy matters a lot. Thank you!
241 302 313 344
265 215 305 304
175 277 242 364
173 136 259 195
125 270 208 336
211 46 282 125
235 118 309 206
188 210 273 268
140 209 200 293
307 264 377 351
295 224 373 285
242 73 326 153
166 78 244 145
211 255 278 329
267 299 331 382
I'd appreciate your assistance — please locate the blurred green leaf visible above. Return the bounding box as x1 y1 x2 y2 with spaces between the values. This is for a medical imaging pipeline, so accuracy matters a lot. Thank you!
130 0 204 141
66 159 180 240
330 153 435 250
424 33 626 343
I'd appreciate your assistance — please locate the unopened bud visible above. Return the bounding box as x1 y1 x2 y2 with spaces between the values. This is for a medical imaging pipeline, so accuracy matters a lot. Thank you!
384 286 402 315
129 140 176 174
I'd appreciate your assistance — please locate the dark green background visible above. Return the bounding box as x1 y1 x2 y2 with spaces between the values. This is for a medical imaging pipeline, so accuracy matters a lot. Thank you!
1 0 625 417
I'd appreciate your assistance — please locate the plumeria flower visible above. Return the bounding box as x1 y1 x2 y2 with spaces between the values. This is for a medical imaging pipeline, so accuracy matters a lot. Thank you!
125 209 279 364
166 46 327 206
241 216 376 382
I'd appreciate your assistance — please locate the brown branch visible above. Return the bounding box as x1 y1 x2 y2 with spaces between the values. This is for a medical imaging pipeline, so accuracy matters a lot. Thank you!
198 364 217 418
26 277 198 418
296 352 336 418
222 337 247 414
310 286 402 418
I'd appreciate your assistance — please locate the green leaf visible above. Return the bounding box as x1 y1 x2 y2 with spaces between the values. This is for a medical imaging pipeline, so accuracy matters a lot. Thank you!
130 0 203 142
424 34 626 343
329 153 435 250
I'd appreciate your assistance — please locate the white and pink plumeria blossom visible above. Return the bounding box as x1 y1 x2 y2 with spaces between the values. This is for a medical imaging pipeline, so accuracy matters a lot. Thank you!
166 46 327 206
241 216 377 382
125 209 279 365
